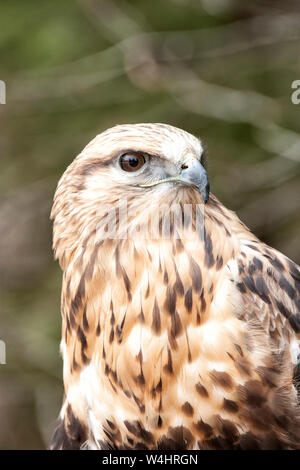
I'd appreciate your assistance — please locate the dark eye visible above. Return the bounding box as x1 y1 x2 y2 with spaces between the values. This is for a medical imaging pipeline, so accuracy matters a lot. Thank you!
119 152 146 172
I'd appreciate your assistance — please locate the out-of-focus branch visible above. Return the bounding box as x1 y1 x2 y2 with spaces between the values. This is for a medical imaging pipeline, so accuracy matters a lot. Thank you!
239 178 300 233
4 1 300 104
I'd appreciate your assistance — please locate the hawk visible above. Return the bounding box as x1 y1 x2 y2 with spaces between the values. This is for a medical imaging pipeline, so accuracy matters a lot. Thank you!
50 123 300 450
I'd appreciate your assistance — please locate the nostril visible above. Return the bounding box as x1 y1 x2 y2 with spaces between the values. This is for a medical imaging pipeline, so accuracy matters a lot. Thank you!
181 164 188 170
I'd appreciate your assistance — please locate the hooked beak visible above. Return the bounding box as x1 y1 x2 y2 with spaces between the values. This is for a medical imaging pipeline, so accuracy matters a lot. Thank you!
179 158 210 204
140 156 210 204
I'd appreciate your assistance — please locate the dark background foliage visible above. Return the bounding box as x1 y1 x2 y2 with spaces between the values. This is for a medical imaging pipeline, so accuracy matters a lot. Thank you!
0 0 299 449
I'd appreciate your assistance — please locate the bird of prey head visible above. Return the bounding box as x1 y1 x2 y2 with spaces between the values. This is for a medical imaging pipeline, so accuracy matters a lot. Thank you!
81 122 209 199
50 123 300 451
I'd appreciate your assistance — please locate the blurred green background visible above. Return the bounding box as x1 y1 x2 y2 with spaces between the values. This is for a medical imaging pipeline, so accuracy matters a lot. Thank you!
0 0 299 449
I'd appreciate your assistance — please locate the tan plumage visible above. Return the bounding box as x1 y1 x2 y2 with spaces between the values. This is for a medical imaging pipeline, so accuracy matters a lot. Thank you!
50 123 300 450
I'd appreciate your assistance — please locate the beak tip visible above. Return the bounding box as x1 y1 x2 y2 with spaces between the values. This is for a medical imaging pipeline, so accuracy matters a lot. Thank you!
202 182 210 204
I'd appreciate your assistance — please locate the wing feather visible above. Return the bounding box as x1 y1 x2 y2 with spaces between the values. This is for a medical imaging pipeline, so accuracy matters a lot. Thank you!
235 241 300 398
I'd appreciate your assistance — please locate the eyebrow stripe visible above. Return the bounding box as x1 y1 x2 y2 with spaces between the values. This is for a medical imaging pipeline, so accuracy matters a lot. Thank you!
77 158 115 176
76 149 160 177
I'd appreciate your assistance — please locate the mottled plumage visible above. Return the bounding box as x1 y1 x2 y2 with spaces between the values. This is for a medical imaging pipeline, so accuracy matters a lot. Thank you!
50 123 300 450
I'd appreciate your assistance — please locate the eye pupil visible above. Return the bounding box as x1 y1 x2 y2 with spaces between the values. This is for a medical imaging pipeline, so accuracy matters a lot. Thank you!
129 156 139 167
120 152 146 172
